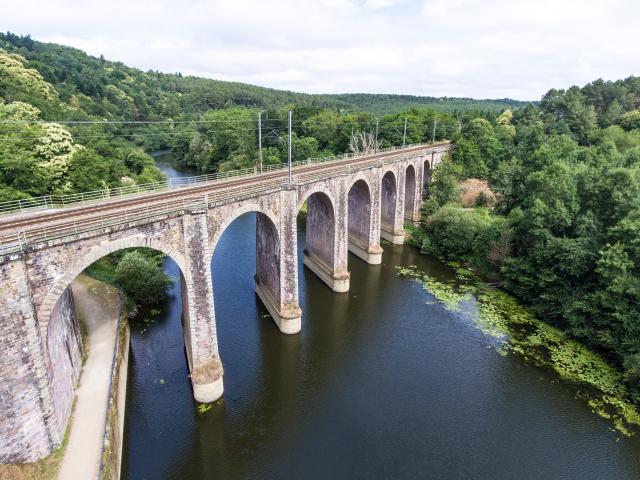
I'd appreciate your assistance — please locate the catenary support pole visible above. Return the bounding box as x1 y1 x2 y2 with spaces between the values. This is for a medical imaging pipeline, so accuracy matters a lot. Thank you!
402 116 407 149
258 111 263 173
288 110 292 184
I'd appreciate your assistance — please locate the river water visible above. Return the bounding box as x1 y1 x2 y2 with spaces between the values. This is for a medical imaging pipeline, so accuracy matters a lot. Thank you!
122 155 640 479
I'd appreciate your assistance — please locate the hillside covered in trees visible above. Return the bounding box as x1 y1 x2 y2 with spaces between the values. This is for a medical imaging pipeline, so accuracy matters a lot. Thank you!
325 93 529 115
412 75 640 405
0 32 519 200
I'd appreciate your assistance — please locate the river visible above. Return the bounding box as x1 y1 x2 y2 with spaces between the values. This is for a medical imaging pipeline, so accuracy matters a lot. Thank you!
121 154 640 479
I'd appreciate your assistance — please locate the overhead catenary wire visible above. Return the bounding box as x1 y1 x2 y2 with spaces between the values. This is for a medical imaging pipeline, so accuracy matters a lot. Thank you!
0 111 460 146
0 120 418 142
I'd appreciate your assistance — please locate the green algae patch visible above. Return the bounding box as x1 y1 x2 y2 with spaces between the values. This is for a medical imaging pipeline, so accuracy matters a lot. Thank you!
396 266 467 312
396 264 640 437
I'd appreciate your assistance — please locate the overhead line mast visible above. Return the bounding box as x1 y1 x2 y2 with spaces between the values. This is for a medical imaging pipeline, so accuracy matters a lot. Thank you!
258 111 263 173
288 110 292 184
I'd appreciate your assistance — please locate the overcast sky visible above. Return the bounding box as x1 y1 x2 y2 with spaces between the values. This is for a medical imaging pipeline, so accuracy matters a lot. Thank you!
3 0 639 100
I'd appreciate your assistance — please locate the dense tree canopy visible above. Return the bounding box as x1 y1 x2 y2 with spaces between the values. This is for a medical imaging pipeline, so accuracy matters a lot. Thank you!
0 32 516 199
412 81 640 403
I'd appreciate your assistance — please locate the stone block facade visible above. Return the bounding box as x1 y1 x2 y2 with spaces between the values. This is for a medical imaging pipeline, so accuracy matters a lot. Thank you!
0 143 453 463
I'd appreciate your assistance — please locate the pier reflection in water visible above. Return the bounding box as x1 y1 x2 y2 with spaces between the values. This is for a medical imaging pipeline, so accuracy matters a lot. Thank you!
121 156 640 479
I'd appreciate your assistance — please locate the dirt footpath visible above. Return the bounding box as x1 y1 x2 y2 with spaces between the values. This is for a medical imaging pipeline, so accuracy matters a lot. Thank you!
57 274 120 480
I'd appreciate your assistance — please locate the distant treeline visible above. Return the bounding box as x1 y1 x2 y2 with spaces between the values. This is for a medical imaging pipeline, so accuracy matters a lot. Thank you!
325 93 529 115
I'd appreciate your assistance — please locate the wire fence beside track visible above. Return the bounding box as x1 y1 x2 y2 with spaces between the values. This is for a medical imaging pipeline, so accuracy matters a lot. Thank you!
0 142 452 256
0 142 449 216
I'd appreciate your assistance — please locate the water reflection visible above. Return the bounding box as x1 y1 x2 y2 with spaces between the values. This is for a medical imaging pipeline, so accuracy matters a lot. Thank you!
123 154 640 479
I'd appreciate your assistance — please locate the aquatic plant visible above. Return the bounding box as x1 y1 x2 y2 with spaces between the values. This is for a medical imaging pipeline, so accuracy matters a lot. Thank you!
396 264 640 436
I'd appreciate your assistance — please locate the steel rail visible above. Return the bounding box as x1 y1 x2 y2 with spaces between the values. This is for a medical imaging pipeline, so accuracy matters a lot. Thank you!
0 142 449 216
0 143 452 255
0 143 449 233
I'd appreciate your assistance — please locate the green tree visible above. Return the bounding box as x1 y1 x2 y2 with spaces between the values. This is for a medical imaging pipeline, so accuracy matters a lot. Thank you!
619 110 640 131
114 250 173 307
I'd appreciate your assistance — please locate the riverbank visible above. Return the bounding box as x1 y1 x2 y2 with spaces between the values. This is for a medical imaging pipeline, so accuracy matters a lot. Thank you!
397 262 640 437
57 274 120 480
0 429 71 480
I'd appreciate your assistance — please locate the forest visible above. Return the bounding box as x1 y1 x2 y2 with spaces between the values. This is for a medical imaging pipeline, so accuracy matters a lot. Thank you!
0 32 520 202
1 32 639 405
411 76 640 403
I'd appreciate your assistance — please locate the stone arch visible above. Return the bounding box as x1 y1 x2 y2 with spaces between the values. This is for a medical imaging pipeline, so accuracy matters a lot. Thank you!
37 235 187 336
296 185 337 215
404 164 416 220
381 170 397 231
210 204 282 319
347 179 372 248
210 202 280 248
301 191 336 270
347 172 373 194
35 234 191 444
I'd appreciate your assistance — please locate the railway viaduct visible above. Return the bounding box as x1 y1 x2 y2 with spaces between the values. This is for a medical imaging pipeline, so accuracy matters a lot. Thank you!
0 142 453 462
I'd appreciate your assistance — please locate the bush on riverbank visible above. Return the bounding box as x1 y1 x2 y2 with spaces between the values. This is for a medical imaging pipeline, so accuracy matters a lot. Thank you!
413 93 640 405
412 205 510 276
85 248 172 313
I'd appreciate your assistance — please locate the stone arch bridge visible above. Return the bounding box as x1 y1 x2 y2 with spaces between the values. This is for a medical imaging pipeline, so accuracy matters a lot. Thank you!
0 142 452 462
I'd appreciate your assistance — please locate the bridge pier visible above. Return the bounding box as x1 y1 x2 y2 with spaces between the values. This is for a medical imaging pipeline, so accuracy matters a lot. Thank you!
182 209 224 403
257 190 302 334
380 170 405 245
303 191 350 293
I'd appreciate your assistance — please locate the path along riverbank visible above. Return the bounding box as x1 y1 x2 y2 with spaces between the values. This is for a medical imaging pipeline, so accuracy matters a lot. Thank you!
57 274 120 480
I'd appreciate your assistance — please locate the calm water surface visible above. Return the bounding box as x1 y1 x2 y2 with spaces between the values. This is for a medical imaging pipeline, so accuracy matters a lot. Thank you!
121 156 640 479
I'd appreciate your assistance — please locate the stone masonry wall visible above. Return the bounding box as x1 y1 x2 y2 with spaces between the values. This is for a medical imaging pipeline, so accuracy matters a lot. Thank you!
347 180 371 246
0 256 56 463
256 212 281 306
381 170 397 230
305 193 335 267
46 286 82 439
404 166 416 219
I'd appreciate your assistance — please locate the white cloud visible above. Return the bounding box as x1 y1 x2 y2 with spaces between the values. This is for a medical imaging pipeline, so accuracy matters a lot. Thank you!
2 0 638 99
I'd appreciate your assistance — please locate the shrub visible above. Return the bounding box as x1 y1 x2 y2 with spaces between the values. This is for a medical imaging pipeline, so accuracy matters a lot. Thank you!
114 250 173 307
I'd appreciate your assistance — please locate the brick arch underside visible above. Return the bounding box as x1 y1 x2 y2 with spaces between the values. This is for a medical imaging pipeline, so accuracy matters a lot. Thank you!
37 235 188 333
210 204 282 307
404 165 416 218
381 170 397 230
36 233 189 444
304 192 336 269
348 179 371 247
423 160 432 195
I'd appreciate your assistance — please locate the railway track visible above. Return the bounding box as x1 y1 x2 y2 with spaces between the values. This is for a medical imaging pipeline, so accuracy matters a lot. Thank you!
0 143 450 253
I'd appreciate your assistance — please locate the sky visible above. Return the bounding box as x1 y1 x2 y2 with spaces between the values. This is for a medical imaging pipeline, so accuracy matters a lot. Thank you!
3 0 639 100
